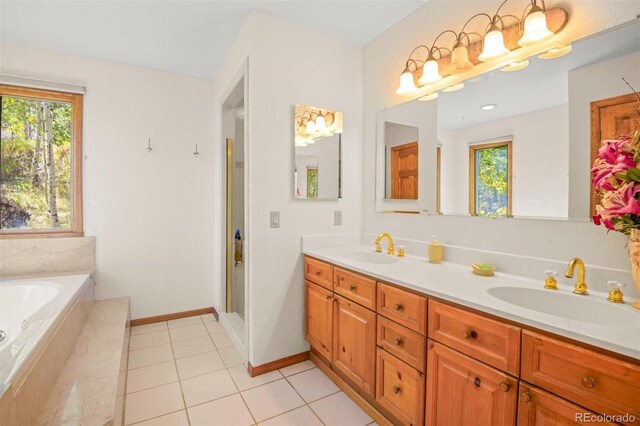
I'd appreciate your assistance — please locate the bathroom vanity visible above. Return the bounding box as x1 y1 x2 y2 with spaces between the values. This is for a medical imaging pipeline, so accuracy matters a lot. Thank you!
303 249 640 426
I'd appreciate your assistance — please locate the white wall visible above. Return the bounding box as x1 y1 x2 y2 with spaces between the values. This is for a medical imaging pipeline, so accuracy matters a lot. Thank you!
214 11 363 366
0 43 216 319
362 1 640 277
568 50 640 218
440 105 569 218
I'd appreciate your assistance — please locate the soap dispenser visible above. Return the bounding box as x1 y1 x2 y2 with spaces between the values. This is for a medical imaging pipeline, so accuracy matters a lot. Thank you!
428 235 443 264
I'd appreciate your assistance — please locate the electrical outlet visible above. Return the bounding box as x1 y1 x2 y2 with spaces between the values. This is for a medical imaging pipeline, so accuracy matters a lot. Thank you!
270 211 280 228
334 210 343 226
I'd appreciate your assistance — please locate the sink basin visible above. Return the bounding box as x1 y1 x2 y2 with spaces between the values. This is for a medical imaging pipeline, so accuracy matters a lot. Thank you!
487 287 635 326
340 251 399 265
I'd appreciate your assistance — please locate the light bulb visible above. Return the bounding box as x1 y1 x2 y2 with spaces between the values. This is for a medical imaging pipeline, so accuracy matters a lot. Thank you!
305 120 316 135
396 70 417 95
315 114 326 131
447 43 473 74
418 92 439 102
418 58 442 85
501 59 529 72
519 7 553 47
479 27 509 62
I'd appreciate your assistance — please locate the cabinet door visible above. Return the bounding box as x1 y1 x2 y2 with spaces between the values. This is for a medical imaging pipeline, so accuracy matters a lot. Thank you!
333 295 376 397
517 383 617 426
426 341 518 426
305 280 333 361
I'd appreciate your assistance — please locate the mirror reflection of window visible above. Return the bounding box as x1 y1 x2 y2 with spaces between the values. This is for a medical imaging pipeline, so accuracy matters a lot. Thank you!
469 142 512 217
307 168 318 198
385 122 419 200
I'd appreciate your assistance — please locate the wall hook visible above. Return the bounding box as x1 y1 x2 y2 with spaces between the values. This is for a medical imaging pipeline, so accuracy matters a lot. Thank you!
147 138 152 153
194 144 199 157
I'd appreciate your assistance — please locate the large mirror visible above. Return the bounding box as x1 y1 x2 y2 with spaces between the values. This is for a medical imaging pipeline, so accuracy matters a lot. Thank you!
294 105 343 199
376 20 640 219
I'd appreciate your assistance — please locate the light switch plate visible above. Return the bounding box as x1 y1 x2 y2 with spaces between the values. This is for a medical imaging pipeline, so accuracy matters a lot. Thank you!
270 211 280 228
334 210 342 226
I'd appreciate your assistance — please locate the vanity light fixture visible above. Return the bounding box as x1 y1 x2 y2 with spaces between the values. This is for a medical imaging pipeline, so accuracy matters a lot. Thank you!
501 59 529 71
538 44 572 59
481 104 497 110
418 92 439 102
295 107 339 145
394 0 569 98
442 83 465 92
519 0 554 47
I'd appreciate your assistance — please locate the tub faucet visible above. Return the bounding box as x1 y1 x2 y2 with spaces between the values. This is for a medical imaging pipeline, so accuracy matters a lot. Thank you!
375 232 395 255
565 257 588 295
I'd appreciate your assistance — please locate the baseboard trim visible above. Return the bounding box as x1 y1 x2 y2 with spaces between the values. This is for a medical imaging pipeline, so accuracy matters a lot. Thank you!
247 351 310 377
130 307 215 326
310 352 394 426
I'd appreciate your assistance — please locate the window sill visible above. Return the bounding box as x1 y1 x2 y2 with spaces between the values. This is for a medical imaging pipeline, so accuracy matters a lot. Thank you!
0 230 84 240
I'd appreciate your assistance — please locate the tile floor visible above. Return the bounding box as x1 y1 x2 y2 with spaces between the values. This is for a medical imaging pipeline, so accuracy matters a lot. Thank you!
125 314 377 426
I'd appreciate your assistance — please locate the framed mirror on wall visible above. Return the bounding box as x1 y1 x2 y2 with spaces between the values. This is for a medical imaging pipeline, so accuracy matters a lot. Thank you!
375 19 640 220
293 105 343 200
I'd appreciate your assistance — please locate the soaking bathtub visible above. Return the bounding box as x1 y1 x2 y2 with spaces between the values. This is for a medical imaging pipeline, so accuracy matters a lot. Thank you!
0 274 93 389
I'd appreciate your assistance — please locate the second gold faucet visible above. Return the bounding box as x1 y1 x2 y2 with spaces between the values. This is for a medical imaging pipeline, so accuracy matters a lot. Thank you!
565 257 588 295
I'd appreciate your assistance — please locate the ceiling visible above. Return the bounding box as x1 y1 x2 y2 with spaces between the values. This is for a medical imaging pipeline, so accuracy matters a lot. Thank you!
0 0 425 79
438 20 640 130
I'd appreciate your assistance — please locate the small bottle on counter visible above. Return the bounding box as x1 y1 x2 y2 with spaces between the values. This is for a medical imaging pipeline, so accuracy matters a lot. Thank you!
428 235 443 264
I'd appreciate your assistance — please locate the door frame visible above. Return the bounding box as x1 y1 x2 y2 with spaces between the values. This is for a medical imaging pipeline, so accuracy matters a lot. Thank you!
590 92 638 217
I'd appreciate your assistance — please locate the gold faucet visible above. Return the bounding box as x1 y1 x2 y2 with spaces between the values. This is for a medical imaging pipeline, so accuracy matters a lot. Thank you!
375 233 395 255
565 258 588 295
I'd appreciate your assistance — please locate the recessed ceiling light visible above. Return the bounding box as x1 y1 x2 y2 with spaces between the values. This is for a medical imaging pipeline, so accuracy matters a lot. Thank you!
442 83 464 92
481 104 497 111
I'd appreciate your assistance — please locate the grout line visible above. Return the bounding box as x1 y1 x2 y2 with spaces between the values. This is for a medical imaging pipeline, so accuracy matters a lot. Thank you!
169 320 192 426
125 408 187 426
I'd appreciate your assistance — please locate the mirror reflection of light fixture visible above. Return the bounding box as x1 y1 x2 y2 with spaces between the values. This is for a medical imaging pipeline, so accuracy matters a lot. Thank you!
418 92 439 102
295 106 341 146
442 83 465 92
394 0 568 98
538 44 572 59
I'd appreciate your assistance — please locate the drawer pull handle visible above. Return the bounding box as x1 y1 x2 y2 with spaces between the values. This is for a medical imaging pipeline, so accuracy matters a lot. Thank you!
520 392 531 403
326 295 332 300
394 303 403 311
473 377 481 387
581 376 596 389
499 382 510 392
394 338 403 346
463 330 478 340
350 284 356 291
315 271 321 276
393 386 401 394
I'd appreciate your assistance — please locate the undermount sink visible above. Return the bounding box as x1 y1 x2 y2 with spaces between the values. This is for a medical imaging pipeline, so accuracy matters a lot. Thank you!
341 251 399 265
487 286 636 326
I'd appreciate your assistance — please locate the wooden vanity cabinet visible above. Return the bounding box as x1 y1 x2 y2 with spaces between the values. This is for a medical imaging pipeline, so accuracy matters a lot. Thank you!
426 341 518 426
305 280 334 361
333 294 377 397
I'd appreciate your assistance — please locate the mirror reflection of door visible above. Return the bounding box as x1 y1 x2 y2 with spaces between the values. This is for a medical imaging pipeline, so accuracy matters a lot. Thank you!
391 142 418 199
591 93 640 216
385 121 419 200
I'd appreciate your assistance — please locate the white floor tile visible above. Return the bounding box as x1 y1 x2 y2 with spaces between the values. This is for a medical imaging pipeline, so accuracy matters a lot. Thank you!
168 316 203 329
210 331 233 349
309 392 372 426
279 360 315 377
129 330 171 351
241 379 304 422
131 322 168 336
204 321 224 335
169 323 208 342
200 313 216 323
181 369 238 407
127 361 178 393
188 393 254 426
175 351 225 380
218 347 243 368
172 336 216 359
128 344 174 370
259 406 323 426
286 367 339 403
124 382 184 425
228 365 282 391
133 410 189 426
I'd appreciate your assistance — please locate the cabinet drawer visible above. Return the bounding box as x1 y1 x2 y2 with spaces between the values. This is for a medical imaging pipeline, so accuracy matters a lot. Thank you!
305 257 333 290
376 348 425 426
377 283 427 335
428 300 521 375
521 331 640 424
518 383 617 426
334 268 376 310
377 316 426 372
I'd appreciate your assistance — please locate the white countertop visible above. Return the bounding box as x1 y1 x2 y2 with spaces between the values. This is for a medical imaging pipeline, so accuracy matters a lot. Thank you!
303 245 640 361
